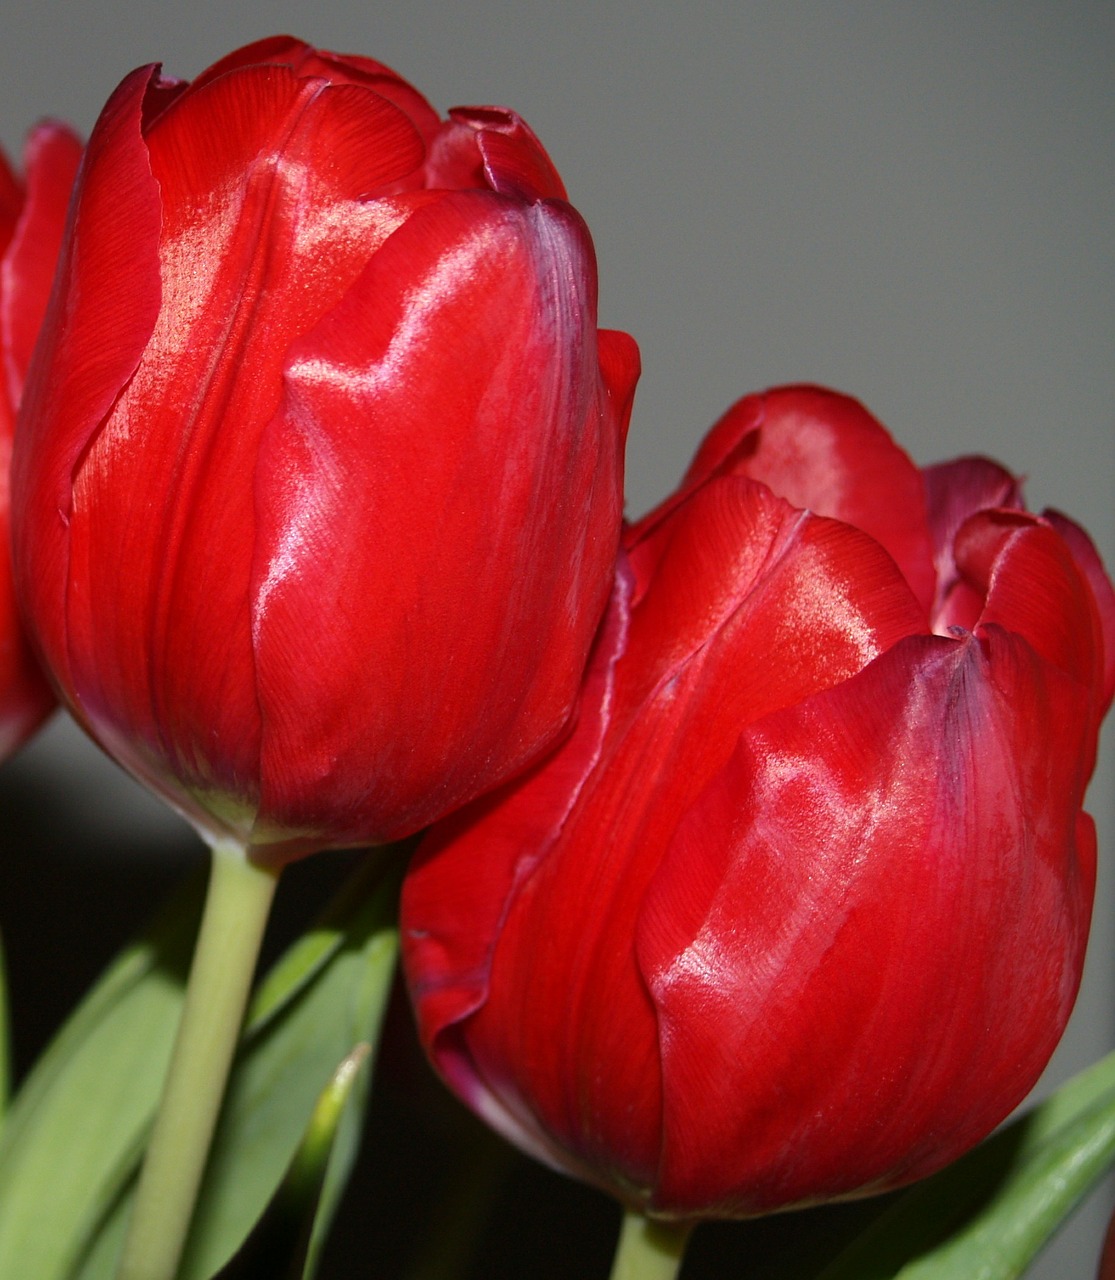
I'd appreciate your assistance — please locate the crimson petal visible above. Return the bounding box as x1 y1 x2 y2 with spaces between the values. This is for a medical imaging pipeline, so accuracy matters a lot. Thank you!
12 65 162 705
640 629 1094 1216
641 385 938 615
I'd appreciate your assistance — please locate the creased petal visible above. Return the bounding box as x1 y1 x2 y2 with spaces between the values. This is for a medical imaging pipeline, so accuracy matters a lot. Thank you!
424 107 568 201
251 190 622 844
1042 509 1115 711
640 629 1094 1216
12 65 162 707
637 385 937 615
402 564 633 1171
3 123 83 407
923 455 1023 628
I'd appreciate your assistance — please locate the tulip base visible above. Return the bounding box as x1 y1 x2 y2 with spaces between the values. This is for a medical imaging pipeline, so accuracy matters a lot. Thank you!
115 839 280 1280
609 1210 692 1280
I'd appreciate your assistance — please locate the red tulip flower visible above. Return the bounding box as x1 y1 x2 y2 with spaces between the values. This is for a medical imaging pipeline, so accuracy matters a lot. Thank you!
11 37 637 860
402 385 1115 1218
0 124 80 760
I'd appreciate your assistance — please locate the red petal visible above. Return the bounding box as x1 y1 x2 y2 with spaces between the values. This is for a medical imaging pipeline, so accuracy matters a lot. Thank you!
597 328 640 453
12 65 163 708
191 35 441 147
401 565 634 1174
954 512 1105 698
644 385 938 616
0 150 19 254
420 570 663 1197
3 123 83 406
424 108 568 202
923 456 1024 631
306 50 441 145
250 191 621 845
639 629 1094 1215
147 64 424 210
1042 509 1115 711
0 123 79 758
467 108 568 202
422 118 489 192
188 34 315 84
623 475 926 724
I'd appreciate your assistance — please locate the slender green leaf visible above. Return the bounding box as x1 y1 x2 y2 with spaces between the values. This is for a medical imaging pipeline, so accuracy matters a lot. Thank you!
296 1043 374 1280
0 875 204 1279
247 844 408 1035
819 1049 1115 1280
0 850 400 1280
71 857 400 1280
302 918 400 1280
212 1043 373 1280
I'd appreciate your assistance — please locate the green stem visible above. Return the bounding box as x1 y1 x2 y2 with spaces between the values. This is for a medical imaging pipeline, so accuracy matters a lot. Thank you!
608 1210 692 1280
115 839 281 1280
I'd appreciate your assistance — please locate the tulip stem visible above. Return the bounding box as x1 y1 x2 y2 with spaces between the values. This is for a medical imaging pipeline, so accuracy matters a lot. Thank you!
608 1210 692 1280
115 839 281 1280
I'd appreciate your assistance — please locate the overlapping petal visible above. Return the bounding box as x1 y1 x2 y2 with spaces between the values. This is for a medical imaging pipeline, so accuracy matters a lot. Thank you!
644 385 938 615
13 67 162 710
0 122 80 759
252 190 626 845
12 39 636 855
643 626 1093 1215
402 383 1113 1219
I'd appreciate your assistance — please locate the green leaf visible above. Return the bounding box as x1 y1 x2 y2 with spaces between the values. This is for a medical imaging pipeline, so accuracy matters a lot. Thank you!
0 851 400 1280
295 1043 375 1280
301 910 401 1280
818 1048 1115 1280
0 875 204 1278
72 855 400 1280
213 1043 374 1280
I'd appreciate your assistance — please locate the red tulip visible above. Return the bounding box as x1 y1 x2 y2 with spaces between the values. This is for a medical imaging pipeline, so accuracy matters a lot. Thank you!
0 123 80 760
402 385 1115 1218
11 37 637 859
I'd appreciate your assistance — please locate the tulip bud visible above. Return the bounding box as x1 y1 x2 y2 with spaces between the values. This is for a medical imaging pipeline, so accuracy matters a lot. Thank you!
402 385 1114 1218
0 123 81 760
11 37 638 859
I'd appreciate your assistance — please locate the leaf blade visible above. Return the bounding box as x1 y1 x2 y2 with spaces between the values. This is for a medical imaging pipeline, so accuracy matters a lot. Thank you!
818 1049 1115 1280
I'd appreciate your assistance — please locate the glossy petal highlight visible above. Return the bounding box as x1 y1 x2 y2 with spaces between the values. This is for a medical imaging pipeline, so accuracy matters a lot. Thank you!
402 384 1112 1219
12 39 635 855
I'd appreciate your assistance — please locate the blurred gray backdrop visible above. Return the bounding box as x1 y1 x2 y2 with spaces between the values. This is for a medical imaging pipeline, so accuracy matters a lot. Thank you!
0 2 1111 1277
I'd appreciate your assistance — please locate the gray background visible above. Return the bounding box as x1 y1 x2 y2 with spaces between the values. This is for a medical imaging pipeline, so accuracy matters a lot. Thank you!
0 2 1111 1276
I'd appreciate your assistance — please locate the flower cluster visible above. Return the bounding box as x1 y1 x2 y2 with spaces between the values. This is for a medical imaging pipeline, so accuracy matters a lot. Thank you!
2 34 1112 1258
